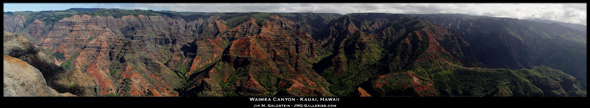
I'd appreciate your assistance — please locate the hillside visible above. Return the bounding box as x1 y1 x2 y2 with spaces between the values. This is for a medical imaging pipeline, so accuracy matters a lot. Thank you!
3 9 586 97
3 32 77 97
415 14 587 89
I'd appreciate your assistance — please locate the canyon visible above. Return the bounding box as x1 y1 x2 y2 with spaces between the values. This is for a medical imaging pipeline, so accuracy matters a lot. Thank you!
3 9 586 97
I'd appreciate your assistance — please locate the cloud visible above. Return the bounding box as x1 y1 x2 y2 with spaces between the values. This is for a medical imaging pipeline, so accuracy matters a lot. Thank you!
7 3 585 25
122 3 584 25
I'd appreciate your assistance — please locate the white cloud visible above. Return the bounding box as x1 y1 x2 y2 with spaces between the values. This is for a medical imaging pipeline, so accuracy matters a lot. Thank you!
90 3 587 25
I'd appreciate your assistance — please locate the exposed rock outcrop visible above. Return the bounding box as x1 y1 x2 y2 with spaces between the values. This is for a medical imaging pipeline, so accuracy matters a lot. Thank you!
182 15 333 97
3 14 25 33
3 31 99 96
4 55 74 97
4 11 585 97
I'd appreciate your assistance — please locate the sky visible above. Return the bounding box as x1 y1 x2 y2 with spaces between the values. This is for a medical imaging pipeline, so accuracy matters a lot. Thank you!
3 3 587 25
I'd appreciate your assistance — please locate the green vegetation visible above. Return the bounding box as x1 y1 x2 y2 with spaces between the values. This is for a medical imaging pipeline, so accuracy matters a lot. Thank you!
432 68 516 96
78 9 160 18
68 82 79 93
220 13 271 28
148 31 158 38
313 13 586 97
154 11 212 22
109 63 123 76
109 67 118 76
427 66 587 97
255 69 278 94
5 8 162 29
6 10 78 28
6 9 585 97
318 32 385 96
191 57 222 76
372 72 417 96
87 35 96 41
411 20 432 30
220 66 246 90
418 14 587 89
121 78 132 96
52 52 65 60
176 61 189 76
60 52 79 70
513 66 586 96
104 93 118 97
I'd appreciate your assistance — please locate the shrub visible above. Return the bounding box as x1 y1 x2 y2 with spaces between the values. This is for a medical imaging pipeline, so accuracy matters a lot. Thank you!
52 52 65 60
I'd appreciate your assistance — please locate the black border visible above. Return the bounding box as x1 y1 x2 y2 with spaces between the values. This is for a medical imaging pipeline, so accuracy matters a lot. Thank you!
2 97 589 106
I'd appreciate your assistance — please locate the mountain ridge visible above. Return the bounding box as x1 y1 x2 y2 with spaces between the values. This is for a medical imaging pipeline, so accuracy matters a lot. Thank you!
3 8 586 97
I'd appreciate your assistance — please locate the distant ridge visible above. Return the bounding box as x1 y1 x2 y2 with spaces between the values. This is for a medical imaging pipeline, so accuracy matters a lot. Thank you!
3 8 587 97
66 8 102 12
526 18 587 33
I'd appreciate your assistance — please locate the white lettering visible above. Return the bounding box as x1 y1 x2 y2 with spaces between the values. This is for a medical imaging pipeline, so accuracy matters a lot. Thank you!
319 97 340 101
249 97 272 101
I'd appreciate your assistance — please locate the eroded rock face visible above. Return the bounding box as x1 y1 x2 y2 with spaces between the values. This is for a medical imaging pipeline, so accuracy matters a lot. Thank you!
4 11 584 97
356 87 372 97
3 14 25 33
360 71 438 97
3 31 99 96
3 55 73 97
17 19 45 42
4 14 189 96
4 12 342 96
4 31 39 58
418 15 587 89
182 15 333 97
310 15 466 96
310 14 586 97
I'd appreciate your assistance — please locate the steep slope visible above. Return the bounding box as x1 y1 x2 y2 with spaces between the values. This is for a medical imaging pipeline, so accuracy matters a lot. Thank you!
3 31 99 96
417 14 587 89
3 13 191 96
45 14 188 96
3 9 585 97
313 13 585 97
180 15 334 97
3 14 25 33
4 55 74 96
3 32 80 96
312 14 476 96
3 10 340 97
526 18 587 33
